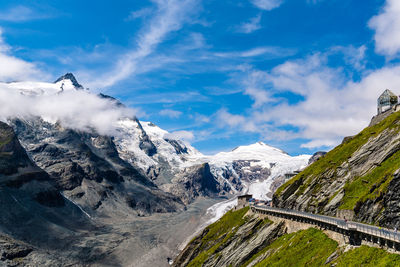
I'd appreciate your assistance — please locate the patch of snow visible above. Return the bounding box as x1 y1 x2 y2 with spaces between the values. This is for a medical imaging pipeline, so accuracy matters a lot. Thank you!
204 198 238 225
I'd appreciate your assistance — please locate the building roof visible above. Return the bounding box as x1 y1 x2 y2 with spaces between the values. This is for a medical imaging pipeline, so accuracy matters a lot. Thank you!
378 89 398 107
379 89 397 99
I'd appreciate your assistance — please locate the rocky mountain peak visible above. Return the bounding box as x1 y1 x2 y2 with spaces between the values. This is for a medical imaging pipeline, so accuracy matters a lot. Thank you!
54 73 84 89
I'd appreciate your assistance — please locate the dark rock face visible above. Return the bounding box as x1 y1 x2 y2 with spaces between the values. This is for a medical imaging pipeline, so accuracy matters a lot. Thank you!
0 121 51 187
0 121 32 175
134 118 157 157
232 160 271 182
308 151 326 165
9 118 183 215
368 171 400 228
0 234 33 261
98 93 125 107
273 112 400 228
165 163 219 204
165 139 188 154
54 73 84 89
34 190 65 207
0 121 99 265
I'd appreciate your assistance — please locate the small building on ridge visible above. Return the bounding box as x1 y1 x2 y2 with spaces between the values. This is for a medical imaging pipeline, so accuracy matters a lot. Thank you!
378 89 398 114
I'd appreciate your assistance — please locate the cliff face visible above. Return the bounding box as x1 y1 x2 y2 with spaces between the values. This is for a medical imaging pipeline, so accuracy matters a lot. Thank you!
0 121 98 266
10 118 183 216
174 207 400 266
175 111 400 265
173 208 286 267
274 110 400 228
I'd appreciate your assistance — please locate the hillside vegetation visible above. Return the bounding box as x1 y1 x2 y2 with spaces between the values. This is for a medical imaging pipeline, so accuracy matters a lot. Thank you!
274 111 400 227
174 207 400 266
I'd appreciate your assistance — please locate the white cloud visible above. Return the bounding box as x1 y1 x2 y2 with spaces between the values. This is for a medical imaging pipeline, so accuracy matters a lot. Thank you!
0 86 137 136
214 46 296 59
236 14 261 33
0 5 50 22
242 68 273 107
232 54 400 149
330 45 367 71
215 108 257 132
126 7 154 20
164 130 194 141
88 0 201 88
250 0 283 10
0 29 46 82
216 108 245 127
369 0 400 57
159 109 182 118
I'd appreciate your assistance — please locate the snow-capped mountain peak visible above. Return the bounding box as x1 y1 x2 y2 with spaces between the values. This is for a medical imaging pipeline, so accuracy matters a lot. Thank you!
54 73 84 90
0 72 83 96
229 141 288 157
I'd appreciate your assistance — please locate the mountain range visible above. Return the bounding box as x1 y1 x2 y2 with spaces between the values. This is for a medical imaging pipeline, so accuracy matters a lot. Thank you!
0 73 311 265
175 94 400 266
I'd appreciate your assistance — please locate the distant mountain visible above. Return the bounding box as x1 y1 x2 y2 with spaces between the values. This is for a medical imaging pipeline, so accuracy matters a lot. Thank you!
174 104 400 267
0 73 312 265
54 73 84 89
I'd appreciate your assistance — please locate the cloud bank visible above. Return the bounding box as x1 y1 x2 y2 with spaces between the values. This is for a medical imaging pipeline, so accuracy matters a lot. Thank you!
369 0 400 57
0 29 46 82
0 86 136 136
250 0 283 11
221 51 400 148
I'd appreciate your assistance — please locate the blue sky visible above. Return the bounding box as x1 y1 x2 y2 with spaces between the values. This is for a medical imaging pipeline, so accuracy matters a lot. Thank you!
1 0 400 155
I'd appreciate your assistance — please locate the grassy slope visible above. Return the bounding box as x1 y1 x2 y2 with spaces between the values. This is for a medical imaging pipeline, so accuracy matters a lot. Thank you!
248 228 400 267
186 207 252 267
275 110 400 211
250 228 337 267
183 209 400 266
335 245 400 267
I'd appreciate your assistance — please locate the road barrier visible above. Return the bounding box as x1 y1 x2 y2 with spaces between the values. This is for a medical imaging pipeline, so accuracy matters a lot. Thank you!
252 204 400 248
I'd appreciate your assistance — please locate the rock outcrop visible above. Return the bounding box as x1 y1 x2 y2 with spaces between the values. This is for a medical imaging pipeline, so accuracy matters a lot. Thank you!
274 110 400 228
10 118 183 216
173 208 286 267
162 163 219 204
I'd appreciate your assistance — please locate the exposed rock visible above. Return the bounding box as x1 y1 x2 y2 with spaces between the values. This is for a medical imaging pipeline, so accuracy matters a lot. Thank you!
308 151 326 165
273 111 400 228
173 211 285 267
54 73 84 89
164 163 219 204
9 118 183 216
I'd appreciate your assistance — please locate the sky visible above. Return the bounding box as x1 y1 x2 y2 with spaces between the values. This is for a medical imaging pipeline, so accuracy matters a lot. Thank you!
1 0 400 155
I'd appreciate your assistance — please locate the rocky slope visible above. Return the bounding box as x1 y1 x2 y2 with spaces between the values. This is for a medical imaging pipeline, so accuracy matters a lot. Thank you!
274 110 400 228
174 110 400 266
9 117 183 217
0 73 313 265
174 207 400 266
0 121 99 265
0 73 310 208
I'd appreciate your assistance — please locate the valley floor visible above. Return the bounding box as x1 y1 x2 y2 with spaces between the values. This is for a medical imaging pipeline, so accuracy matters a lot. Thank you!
94 197 224 267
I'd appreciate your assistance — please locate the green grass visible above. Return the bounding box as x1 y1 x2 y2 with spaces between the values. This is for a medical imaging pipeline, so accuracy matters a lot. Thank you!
244 229 400 267
249 228 338 267
186 207 250 267
334 245 400 266
339 149 400 210
275 110 400 203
